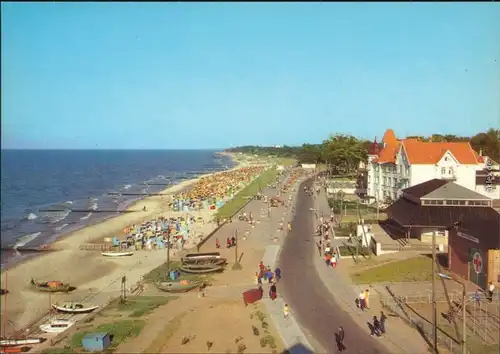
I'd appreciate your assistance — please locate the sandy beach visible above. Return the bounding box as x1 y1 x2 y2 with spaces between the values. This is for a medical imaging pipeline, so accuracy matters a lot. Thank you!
0 153 261 336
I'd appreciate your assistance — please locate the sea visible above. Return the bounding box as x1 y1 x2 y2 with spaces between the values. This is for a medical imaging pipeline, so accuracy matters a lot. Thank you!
0 150 235 269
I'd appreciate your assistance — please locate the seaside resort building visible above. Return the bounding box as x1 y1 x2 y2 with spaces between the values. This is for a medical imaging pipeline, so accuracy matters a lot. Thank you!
383 179 500 289
366 129 500 204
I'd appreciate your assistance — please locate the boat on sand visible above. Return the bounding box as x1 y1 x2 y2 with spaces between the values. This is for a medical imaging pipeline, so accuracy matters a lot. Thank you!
154 280 203 293
179 264 225 274
30 279 73 293
52 302 99 314
181 257 227 266
0 338 45 346
101 251 133 257
183 252 221 262
39 319 75 333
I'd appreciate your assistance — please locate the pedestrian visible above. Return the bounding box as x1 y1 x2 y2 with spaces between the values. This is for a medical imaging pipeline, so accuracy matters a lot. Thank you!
269 283 277 300
370 316 381 336
380 311 387 335
488 282 495 302
316 240 322 256
254 272 259 285
364 289 370 309
287 222 292 232
283 304 289 319
275 267 282 282
231 235 236 247
215 238 220 249
226 237 231 248
474 290 481 305
359 291 366 311
335 326 346 352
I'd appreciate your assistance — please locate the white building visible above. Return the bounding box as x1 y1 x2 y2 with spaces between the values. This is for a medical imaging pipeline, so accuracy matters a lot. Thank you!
366 129 499 203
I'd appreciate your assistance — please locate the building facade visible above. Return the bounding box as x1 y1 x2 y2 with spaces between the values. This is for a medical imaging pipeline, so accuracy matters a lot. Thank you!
384 179 499 289
366 129 499 203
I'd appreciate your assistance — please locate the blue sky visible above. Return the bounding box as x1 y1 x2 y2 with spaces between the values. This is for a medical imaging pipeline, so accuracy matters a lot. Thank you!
1 3 499 149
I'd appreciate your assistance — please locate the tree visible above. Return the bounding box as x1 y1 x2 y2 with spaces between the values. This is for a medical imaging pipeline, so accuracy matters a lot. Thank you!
322 134 367 174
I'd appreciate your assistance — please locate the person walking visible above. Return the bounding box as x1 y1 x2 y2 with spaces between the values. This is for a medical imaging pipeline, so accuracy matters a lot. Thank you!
358 291 366 311
488 282 495 302
283 304 290 319
364 289 370 309
274 267 282 282
335 326 346 352
370 316 381 337
380 311 387 335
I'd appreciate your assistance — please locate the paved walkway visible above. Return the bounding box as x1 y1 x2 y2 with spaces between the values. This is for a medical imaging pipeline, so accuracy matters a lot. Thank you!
279 178 387 354
313 187 432 353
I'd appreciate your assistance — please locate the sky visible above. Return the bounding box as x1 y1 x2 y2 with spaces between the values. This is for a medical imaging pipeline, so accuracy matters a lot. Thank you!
1 2 499 149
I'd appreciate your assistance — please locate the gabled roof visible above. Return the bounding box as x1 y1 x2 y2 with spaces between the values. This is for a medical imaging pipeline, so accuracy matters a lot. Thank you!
402 140 480 165
402 179 449 198
423 182 492 200
384 198 500 249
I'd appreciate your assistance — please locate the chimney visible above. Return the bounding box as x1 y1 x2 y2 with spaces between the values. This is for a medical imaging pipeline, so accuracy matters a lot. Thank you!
479 149 483 156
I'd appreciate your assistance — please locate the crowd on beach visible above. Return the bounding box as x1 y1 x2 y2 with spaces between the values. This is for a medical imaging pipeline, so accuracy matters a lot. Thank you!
169 167 265 212
112 166 267 251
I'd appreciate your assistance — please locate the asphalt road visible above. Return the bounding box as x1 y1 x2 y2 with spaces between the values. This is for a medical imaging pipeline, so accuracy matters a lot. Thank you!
279 178 387 354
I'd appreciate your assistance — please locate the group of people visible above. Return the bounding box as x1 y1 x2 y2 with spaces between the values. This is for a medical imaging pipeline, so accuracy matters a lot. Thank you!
214 236 237 249
255 261 282 300
170 166 265 212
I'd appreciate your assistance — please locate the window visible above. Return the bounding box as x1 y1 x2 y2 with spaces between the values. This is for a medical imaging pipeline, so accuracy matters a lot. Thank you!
444 157 448 162
441 167 446 174
448 168 453 175
430 200 437 205
458 201 466 205
436 200 444 205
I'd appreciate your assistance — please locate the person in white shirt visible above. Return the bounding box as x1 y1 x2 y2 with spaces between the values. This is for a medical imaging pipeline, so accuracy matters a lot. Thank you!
358 291 366 311
488 282 495 302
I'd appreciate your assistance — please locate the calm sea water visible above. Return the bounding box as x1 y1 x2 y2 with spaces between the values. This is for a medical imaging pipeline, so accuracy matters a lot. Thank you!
0 150 234 265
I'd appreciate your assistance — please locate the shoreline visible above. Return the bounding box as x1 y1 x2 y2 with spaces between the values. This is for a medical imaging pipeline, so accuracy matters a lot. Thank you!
0 152 267 335
0 152 243 272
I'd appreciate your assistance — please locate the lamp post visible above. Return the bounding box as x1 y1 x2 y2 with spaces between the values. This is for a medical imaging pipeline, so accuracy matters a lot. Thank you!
438 273 467 354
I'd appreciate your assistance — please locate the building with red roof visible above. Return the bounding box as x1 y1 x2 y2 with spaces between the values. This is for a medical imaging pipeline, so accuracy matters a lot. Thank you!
366 129 499 203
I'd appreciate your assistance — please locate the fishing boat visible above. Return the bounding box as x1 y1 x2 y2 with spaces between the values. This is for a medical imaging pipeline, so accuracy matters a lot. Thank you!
52 302 99 314
179 264 225 274
101 251 133 257
30 279 73 293
183 252 221 262
39 319 75 333
181 257 227 266
0 338 44 346
154 280 203 293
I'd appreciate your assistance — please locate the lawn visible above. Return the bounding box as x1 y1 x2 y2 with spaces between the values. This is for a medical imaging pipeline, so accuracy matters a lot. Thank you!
351 256 433 284
214 167 278 220
103 296 178 318
338 246 372 257
42 320 146 354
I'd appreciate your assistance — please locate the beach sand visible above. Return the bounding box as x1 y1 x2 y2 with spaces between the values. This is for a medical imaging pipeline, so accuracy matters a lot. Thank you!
0 154 251 336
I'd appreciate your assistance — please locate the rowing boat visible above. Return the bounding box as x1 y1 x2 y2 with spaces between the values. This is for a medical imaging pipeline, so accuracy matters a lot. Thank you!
179 264 225 274
30 279 73 293
101 251 133 257
39 319 75 333
154 281 203 293
183 252 221 262
0 338 44 346
181 257 227 266
52 302 99 314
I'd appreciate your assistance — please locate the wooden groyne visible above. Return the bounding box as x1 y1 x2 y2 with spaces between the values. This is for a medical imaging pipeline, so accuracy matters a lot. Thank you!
78 243 113 251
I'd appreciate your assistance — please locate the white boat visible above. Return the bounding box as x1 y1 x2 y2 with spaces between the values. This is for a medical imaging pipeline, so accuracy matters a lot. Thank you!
0 337 44 346
39 319 75 333
52 302 99 314
101 251 134 257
